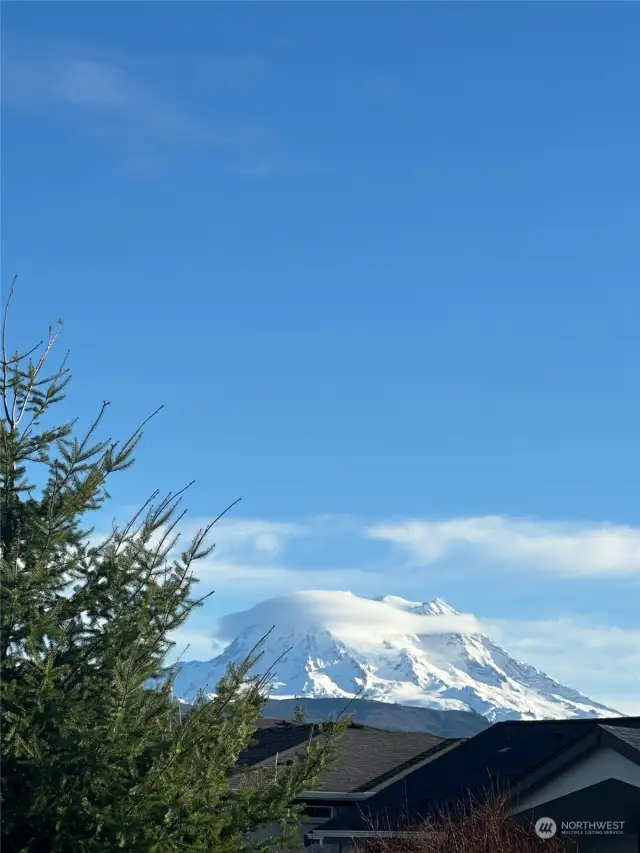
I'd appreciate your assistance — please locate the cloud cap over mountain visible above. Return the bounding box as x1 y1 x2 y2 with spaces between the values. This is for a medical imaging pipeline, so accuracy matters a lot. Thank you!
214 589 481 646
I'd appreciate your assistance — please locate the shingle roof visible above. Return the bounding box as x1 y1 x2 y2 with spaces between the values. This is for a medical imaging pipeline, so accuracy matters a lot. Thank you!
319 715 640 834
313 727 454 794
236 720 316 767
600 724 640 754
234 720 454 794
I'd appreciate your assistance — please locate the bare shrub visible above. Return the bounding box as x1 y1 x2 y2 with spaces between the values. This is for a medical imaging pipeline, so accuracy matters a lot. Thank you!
356 791 575 853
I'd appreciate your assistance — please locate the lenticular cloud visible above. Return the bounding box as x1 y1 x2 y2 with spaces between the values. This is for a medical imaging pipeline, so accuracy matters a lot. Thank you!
213 589 481 645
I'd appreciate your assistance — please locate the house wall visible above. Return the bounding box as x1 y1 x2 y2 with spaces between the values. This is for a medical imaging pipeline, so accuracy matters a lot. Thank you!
510 747 640 853
511 747 640 813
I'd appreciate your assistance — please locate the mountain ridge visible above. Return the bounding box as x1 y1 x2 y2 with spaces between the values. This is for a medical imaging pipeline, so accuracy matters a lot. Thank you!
262 697 490 737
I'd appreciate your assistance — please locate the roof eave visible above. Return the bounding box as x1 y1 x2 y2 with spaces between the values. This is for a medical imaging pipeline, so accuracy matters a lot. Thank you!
307 829 444 841
298 790 377 802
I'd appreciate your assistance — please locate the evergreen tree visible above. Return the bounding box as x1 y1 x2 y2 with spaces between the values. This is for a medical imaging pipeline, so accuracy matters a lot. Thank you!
0 279 345 852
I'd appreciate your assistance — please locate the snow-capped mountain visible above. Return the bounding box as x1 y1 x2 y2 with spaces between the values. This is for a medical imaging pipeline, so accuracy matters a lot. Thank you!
170 590 621 722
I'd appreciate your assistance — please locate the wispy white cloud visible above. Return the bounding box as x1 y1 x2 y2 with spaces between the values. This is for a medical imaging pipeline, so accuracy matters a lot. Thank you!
91 514 306 570
366 515 640 578
90 512 383 595
1 30 278 170
94 510 640 586
2 41 205 144
183 517 306 561
490 616 640 715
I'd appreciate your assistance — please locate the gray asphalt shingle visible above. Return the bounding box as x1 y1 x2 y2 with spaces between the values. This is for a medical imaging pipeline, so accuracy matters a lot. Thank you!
234 720 455 793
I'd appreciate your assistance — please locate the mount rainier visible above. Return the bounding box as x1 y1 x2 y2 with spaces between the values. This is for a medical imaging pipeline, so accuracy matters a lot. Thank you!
170 590 620 722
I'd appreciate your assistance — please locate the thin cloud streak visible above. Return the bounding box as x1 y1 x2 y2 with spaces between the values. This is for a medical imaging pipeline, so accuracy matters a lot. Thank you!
3 46 205 144
92 509 640 581
1 30 279 168
366 515 640 578
182 517 307 560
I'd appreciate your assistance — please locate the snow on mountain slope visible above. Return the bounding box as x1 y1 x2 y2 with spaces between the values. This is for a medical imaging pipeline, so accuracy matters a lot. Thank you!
170 590 621 722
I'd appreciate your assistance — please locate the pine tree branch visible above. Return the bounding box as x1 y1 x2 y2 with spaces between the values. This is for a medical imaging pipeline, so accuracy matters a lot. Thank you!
1 274 19 427
12 322 63 431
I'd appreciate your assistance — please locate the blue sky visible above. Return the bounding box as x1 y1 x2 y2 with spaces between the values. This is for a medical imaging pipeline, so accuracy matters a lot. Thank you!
2 3 639 713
